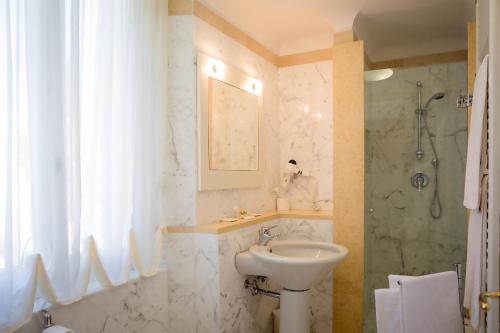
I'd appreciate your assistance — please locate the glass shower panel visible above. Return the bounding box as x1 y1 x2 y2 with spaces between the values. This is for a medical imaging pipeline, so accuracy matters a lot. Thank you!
363 62 468 332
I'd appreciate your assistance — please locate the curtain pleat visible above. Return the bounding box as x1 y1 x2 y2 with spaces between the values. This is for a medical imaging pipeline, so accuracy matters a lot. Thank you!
0 0 168 331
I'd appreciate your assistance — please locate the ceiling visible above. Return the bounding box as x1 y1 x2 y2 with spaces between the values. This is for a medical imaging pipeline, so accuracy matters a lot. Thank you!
199 0 475 59
199 0 362 55
354 0 475 61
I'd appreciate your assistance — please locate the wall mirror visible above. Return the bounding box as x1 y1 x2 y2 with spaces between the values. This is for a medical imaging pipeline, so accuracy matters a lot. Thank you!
197 52 263 191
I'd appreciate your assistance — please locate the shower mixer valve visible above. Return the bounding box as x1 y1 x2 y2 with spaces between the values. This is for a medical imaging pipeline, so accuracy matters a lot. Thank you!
411 172 429 191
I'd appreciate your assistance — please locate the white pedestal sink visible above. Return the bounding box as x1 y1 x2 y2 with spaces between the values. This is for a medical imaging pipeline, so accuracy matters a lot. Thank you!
235 240 348 333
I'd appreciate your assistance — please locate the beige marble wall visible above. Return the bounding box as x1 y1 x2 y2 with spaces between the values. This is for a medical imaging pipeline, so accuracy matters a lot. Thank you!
332 39 365 333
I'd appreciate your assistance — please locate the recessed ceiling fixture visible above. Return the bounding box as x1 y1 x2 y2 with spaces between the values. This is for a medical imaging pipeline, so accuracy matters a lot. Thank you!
364 68 394 82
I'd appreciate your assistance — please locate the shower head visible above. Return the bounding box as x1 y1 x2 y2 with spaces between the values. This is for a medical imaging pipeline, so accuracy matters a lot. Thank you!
424 92 446 109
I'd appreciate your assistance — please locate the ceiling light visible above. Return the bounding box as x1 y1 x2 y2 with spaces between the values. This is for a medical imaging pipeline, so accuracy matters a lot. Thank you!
364 68 394 82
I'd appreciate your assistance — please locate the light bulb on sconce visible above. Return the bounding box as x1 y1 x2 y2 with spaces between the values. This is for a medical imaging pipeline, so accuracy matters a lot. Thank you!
211 60 226 77
251 80 263 94
304 104 310 114
315 113 323 120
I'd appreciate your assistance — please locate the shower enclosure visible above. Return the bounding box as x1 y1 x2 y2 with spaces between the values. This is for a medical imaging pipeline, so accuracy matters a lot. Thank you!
363 62 468 332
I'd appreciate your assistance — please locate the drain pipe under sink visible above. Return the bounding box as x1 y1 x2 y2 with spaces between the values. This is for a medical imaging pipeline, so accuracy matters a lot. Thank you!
245 278 280 299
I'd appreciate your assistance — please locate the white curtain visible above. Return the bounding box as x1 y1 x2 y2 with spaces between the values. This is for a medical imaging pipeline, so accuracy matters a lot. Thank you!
0 0 167 331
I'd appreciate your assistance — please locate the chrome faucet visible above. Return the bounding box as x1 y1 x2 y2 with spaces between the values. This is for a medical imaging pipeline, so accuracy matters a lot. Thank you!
258 225 280 245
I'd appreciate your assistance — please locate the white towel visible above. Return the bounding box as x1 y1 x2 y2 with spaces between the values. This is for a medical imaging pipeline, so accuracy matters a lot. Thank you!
375 289 402 333
388 274 416 289
464 55 489 209
463 54 489 331
400 271 463 333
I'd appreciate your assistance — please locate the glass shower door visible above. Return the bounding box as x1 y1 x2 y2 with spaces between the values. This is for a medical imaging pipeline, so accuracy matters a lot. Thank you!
363 62 468 332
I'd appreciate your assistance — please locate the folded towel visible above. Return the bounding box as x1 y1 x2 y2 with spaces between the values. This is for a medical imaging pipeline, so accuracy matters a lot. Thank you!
388 274 416 289
400 271 463 333
375 288 402 333
464 55 489 209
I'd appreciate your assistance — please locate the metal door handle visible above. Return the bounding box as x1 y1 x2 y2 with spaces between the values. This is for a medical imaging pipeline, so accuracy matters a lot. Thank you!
479 291 500 312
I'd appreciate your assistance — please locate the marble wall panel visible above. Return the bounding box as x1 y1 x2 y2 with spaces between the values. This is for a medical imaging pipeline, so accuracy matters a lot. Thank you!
166 233 219 333
16 273 169 333
278 62 333 211
164 15 198 227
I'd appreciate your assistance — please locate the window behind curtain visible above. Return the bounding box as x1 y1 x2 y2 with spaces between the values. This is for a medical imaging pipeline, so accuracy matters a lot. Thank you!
0 1 167 331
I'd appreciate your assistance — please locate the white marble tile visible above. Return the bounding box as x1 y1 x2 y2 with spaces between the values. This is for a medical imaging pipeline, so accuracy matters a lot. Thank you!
166 233 220 333
163 16 197 227
218 220 279 333
278 62 333 211
16 272 169 333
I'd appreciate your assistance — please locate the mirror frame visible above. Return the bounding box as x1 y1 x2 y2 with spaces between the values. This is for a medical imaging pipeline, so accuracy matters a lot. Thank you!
197 52 264 191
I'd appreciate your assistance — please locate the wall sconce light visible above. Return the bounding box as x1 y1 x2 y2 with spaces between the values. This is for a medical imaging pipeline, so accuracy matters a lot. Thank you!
211 60 226 78
251 80 263 94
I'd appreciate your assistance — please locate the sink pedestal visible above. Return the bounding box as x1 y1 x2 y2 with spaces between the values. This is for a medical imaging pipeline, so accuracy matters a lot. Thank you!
280 289 310 333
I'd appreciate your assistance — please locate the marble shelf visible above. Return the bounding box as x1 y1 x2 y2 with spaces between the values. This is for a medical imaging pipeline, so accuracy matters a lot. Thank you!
163 210 333 235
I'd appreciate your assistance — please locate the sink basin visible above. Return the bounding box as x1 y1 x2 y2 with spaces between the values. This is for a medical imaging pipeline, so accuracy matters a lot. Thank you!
236 240 348 333
236 240 348 291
